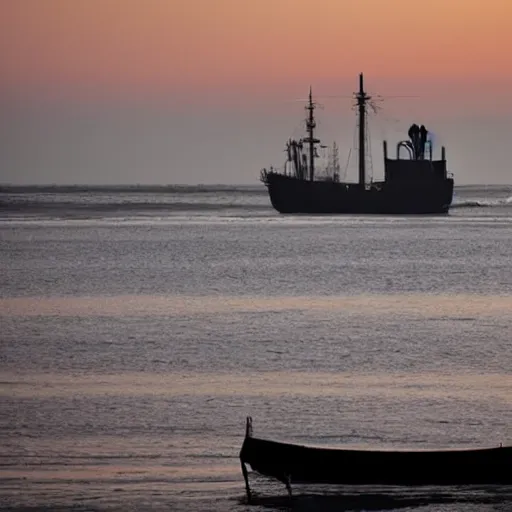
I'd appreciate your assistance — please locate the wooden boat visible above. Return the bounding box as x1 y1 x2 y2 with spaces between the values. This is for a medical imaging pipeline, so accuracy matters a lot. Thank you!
239 417 511 499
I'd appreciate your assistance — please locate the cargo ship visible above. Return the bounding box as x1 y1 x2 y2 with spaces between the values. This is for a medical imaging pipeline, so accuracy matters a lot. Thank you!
260 73 454 214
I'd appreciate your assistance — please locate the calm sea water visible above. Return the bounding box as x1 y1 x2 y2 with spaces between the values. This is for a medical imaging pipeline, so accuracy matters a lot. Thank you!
1 184 511 511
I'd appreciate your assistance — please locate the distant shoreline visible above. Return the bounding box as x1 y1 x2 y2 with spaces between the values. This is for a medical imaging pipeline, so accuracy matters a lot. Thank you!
0 184 266 194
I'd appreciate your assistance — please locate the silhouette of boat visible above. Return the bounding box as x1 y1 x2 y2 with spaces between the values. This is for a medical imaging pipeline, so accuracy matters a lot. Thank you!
240 417 511 499
260 73 454 214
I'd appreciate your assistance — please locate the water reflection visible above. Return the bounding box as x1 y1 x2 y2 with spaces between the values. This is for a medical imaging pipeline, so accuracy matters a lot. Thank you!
1 370 510 404
2 293 512 318
245 484 512 511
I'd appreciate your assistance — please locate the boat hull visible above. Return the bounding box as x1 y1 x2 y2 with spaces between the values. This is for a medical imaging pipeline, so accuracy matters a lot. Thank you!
264 173 454 215
240 434 512 487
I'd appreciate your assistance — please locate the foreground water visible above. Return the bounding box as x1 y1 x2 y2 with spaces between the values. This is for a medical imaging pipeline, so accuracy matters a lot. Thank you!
1 185 511 511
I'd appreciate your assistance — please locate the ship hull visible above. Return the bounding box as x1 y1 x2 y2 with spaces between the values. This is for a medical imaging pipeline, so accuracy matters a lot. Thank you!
241 435 512 487
264 173 454 214
240 418 511 492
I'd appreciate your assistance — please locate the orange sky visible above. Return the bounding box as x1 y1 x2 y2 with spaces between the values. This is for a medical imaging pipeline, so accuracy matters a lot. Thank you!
1 0 511 100
1 0 512 185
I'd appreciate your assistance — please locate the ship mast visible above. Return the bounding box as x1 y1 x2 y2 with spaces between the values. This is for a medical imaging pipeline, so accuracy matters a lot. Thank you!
356 73 370 188
304 86 319 181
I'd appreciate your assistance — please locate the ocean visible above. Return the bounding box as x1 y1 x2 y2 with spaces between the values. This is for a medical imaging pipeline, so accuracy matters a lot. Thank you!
1 184 511 511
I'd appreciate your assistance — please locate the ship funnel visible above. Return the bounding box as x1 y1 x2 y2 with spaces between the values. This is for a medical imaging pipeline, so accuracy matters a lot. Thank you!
407 123 429 160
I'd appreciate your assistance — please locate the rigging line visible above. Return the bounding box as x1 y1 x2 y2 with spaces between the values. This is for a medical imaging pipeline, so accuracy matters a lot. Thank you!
352 112 359 152
366 110 373 184
342 120 358 181
369 101 404 142
373 99 402 121
342 147 351 182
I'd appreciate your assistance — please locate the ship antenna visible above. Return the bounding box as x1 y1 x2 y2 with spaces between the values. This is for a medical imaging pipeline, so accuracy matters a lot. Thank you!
356 73 371 189
304 86 318 181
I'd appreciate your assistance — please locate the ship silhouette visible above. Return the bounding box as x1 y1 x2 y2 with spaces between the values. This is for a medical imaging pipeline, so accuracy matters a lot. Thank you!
260 73 454 214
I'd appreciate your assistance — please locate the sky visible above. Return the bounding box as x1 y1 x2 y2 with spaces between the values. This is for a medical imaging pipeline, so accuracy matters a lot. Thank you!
1 0 511 185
